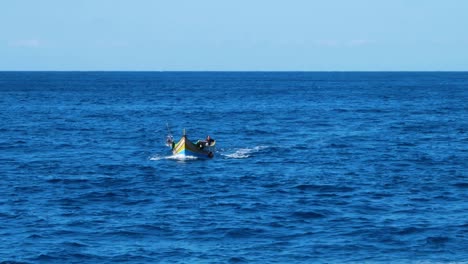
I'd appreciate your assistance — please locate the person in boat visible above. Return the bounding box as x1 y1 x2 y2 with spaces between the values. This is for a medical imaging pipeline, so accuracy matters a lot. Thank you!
205 135 214 146
166 135 175 150
197 135 215 149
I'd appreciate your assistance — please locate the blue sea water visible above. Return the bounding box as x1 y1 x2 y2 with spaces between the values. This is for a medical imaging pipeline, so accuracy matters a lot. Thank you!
0 72 467 263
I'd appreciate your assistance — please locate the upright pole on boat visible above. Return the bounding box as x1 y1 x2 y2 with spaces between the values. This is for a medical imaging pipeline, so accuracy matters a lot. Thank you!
166 123 172 137
183 128 186 137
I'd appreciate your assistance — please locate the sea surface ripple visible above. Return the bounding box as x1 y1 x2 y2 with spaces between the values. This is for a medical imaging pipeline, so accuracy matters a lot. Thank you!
0 72 467 263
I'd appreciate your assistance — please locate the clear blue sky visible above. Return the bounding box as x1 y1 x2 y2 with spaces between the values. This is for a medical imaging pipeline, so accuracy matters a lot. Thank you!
1 0 467 71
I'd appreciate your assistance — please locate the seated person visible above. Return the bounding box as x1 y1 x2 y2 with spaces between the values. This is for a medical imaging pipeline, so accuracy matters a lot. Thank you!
166 136 174 148
196 135 215 149
205 135 214 146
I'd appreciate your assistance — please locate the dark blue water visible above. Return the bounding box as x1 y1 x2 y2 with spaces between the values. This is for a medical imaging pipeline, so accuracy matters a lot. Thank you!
1 72 467 263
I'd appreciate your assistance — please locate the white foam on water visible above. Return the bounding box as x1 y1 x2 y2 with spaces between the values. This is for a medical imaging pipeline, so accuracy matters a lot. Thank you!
167 154 199 160
149 154 199 161
150 146 268 160
223 146 268 159
149 154 165 161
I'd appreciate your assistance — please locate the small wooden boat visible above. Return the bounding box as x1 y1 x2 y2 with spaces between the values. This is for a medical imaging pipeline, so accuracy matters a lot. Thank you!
167 129 215 159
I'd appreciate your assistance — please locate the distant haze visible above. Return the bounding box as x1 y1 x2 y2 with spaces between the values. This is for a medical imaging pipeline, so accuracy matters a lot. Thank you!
1 0 467 71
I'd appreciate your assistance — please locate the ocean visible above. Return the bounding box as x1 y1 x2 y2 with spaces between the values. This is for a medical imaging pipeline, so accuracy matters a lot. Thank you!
0 72 467 263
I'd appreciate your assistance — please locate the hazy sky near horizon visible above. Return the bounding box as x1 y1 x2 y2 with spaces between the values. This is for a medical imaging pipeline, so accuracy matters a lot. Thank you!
1 0 467 71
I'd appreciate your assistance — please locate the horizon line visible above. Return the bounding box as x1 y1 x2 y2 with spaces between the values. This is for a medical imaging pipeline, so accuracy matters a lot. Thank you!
1 70 467 73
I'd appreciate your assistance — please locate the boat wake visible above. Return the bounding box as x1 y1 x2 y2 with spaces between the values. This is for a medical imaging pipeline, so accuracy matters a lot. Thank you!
149 154 199 161
222 146 268 159
149 146 268 161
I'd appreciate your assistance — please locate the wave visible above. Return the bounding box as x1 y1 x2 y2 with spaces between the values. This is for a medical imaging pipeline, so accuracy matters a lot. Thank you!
222 146 268 159
291 211 326 219
295 184 355 193
0 261 31 264
223 227 266 238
